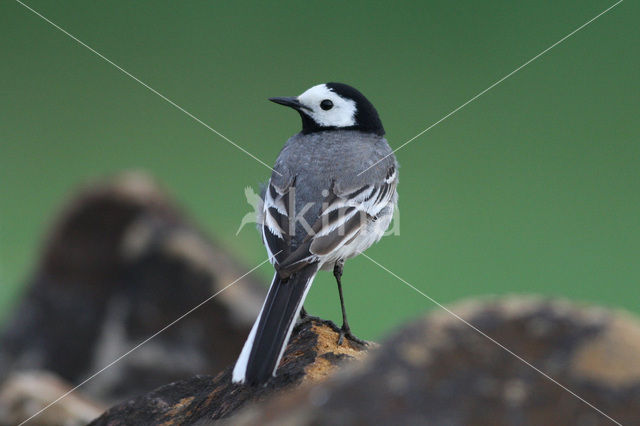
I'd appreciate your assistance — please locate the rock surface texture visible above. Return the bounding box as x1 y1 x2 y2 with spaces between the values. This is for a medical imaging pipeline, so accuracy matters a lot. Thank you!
89 318 369 425
226 297 640 426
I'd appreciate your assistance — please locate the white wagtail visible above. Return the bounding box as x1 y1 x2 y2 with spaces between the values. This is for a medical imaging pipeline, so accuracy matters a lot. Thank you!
232 83 398 385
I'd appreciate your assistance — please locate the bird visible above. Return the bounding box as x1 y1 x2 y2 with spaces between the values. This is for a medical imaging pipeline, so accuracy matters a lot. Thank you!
232 82 398 385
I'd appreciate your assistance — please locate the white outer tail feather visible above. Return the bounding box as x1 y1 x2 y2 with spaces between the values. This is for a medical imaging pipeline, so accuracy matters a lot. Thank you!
232 271 317 384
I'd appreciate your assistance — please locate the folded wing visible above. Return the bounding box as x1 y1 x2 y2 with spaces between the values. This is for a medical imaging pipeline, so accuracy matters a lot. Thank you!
261 165 397 277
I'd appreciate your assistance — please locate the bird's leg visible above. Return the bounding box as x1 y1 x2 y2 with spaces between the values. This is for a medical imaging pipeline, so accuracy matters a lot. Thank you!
334 260 367 346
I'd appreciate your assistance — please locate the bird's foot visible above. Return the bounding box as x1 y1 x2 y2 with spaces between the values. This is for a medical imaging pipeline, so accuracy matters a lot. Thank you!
337 325 368 347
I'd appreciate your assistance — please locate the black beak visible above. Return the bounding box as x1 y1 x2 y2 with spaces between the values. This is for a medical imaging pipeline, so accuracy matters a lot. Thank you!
269 97 309 111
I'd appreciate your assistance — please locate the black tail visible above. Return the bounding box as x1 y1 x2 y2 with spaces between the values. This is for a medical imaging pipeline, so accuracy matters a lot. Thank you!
232 264 318 385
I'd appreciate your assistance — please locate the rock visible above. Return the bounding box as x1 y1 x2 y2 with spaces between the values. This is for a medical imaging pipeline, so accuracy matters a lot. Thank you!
0 172 266 409
5 173 640 426
226 297 640 425
0 371 105 426
89 318 371 425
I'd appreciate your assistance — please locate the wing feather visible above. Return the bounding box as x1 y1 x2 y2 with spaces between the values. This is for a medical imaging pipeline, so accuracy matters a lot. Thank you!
275 166 397 275
262 177 296 265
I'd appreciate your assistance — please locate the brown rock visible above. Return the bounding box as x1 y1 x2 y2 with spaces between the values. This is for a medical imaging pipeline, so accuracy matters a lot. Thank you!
227 297 640 426
89 318 371 425
0 371 105 426
0 172 266 409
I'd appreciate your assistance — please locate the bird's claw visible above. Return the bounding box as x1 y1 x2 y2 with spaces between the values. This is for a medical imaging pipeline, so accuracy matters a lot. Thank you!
337 326 367 347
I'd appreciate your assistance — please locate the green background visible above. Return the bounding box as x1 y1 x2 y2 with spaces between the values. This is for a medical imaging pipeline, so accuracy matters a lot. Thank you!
1 0 638 340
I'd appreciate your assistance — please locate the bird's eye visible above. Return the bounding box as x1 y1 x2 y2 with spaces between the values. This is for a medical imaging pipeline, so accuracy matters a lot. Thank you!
320 99 333 111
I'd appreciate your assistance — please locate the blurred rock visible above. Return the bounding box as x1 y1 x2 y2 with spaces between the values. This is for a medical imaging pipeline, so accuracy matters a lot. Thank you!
89 318 370 425
0 172 266 415
5 173 640 426
0 371 105 426
226 297 640 426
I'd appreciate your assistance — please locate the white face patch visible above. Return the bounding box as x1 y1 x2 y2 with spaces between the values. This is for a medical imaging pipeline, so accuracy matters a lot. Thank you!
297 84 357 128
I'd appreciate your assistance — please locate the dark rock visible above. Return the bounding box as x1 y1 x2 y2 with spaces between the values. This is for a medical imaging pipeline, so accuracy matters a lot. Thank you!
0 172 266 407
89 318 371 425
227 297 640 426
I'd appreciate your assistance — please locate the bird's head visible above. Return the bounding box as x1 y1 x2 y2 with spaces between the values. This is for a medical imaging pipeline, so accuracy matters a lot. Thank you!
269 83 384 136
